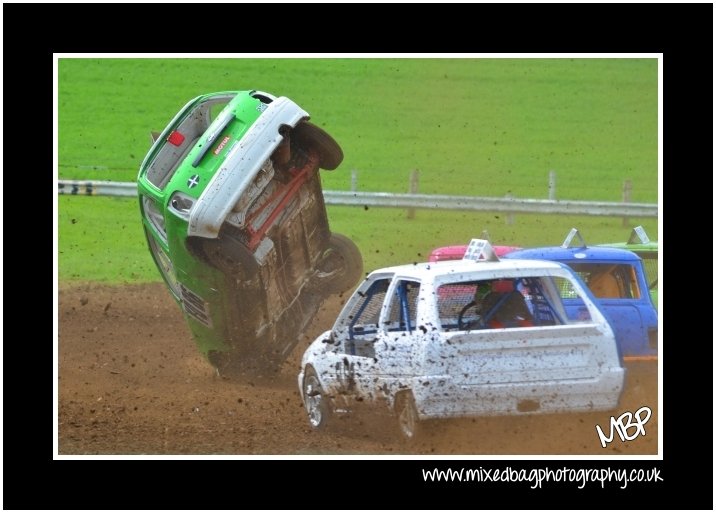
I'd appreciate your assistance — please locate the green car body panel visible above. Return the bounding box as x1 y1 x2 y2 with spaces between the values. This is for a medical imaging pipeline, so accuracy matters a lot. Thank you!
137 90 362 375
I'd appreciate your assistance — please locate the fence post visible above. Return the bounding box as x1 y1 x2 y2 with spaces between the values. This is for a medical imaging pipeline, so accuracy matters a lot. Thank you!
505 192 514 225
622 179 632 227
351 169 358 192
548 170 557 200
407 169 419 219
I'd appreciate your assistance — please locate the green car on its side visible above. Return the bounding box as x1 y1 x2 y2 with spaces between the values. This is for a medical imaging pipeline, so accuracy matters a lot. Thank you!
137 90 362 377
599 226 658 307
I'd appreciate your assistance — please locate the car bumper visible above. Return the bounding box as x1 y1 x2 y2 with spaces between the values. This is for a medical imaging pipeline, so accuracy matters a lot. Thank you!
188 96 309 238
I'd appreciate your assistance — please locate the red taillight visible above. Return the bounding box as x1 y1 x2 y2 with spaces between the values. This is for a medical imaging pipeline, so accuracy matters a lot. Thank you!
167 130 185 146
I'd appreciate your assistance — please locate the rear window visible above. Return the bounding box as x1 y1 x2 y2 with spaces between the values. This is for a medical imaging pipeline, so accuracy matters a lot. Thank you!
145 95 235 189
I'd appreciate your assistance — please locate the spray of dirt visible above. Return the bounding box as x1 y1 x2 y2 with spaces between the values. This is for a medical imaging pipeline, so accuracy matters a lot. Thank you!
58 283 657 455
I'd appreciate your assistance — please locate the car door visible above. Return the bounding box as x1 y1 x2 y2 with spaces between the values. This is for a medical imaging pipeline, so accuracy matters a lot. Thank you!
327 277 422 405
370 279 422 398
325 275 391 403
566 262 653 358
429 274 618 416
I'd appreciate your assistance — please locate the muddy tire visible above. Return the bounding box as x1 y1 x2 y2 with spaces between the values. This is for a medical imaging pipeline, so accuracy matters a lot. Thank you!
302 366 330 430
313 233 363 295
394 391 421 441
292 121 343 170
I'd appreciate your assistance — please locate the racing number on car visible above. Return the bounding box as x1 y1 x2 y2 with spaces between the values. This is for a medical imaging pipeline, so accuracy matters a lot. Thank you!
336 357 356 392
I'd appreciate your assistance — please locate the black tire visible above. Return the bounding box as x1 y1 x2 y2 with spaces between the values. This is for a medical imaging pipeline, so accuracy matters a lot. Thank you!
394 391 421 440
313 233 363 295
302 366 330 430
292 121 343 170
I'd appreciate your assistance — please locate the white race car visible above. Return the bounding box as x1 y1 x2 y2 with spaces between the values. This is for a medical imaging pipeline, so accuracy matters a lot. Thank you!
298 240 625 439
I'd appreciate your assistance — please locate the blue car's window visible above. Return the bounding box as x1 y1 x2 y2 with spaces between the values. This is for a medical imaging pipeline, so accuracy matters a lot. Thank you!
568 263 641 300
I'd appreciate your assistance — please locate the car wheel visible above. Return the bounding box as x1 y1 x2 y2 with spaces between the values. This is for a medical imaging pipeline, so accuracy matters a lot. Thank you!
394 391 421 440
303 367 330 430
292 121 344 170
313 233 363 295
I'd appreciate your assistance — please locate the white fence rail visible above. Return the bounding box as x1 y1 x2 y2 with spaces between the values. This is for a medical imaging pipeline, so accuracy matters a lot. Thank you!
58 180 138 198
57 180 657 218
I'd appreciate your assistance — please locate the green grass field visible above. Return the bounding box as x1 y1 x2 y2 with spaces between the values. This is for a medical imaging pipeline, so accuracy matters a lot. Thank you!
57 57 658 284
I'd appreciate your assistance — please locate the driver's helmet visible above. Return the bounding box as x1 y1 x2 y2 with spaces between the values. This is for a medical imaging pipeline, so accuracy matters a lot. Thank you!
475 280 516 316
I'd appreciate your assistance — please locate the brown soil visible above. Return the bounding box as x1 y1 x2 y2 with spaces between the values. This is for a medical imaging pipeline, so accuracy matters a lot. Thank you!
58 283 658 455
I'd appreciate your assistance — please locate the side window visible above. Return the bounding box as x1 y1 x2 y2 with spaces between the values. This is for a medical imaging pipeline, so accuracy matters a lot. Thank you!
571 263 641 299
142 195 167 242
437 277 584 331
626 265 642 299
640 254 657 290
437 282 478 331
145 229 180 297
546 276 593 322
523 277 579 324
553 276 580 299
344 278 390 339
385 280 421 332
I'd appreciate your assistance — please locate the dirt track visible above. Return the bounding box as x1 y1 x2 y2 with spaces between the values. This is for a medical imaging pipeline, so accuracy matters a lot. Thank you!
58 283 658 455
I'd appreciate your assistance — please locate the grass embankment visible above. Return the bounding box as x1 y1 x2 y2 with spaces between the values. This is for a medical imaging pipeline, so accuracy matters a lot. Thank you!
58 58 657 284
